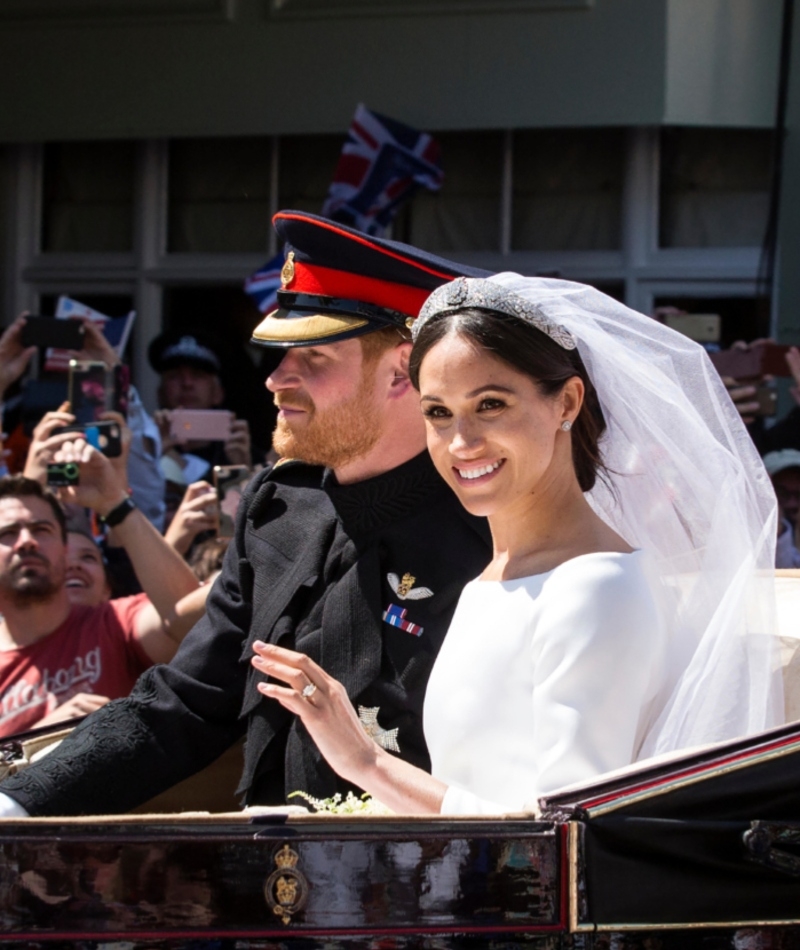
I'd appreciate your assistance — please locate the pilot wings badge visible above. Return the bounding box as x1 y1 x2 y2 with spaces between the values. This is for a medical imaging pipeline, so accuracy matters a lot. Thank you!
387 572 433 601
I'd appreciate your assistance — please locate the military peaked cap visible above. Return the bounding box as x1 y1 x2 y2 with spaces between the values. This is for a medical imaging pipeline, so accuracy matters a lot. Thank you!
251 210 491 348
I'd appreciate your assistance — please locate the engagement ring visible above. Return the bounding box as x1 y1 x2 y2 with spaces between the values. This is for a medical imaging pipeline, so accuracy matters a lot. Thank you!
301 683 317 699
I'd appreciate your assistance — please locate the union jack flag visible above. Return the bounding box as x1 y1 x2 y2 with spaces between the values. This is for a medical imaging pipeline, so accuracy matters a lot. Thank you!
244 251 285 315
321 104 443 236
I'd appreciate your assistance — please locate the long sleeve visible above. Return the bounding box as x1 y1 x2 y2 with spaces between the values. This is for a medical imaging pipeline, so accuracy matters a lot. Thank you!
429 552 667 815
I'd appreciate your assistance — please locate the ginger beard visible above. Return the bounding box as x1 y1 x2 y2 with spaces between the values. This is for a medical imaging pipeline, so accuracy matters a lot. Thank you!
272 355 384 469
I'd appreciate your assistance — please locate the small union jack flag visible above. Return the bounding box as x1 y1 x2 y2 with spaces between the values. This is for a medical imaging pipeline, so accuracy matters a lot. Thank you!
382 603 424 637
321 104 443 237
244 251 285 315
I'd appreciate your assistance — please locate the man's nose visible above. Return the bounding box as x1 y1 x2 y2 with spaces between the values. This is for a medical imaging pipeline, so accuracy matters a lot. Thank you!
15 528 37 550
266 352 299 393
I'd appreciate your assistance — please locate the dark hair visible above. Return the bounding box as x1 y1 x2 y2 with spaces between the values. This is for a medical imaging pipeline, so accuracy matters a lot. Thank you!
0 475 68 541
409 309 607 492
188 535 231 583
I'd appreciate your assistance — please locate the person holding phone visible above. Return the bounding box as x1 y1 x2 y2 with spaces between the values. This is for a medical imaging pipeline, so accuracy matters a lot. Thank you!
148 331 253 532
0 464 203 738
151 332 253 465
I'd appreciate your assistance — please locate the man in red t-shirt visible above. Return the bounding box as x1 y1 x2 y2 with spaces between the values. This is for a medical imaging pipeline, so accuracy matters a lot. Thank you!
0 475 202 737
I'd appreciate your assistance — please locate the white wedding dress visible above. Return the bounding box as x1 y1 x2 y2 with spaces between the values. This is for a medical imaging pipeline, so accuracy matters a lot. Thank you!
423 550 667 815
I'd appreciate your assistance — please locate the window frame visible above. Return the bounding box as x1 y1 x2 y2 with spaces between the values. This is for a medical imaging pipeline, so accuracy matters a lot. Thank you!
4 128 772 411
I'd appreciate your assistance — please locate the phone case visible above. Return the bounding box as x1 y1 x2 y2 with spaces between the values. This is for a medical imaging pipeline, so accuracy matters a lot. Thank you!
69 360 111 424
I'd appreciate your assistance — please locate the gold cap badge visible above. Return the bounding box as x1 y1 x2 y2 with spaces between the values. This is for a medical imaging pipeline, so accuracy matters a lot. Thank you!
281 251 296 288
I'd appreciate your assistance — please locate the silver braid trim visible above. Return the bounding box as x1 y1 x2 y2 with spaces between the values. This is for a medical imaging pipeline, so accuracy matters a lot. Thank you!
413 277 577 350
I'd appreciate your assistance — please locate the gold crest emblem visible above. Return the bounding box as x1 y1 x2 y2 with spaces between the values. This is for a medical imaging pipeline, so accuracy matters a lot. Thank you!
281 251 296 288
397 573 415 597
264 843 308 924
387 572 434 601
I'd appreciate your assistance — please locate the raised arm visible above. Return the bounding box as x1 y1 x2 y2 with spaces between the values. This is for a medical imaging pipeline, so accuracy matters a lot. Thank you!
51 426 200 661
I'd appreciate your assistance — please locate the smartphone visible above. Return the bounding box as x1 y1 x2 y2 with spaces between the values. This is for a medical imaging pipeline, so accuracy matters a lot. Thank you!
169 409 232 443
68 360 129 424
213 465 250 537
709 343 794 379
52 420 122 458
46 462 80 487
21 316 85 350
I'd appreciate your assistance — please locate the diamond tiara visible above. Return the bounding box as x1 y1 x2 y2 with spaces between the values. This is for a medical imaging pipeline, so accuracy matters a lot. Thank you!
413 277 577 351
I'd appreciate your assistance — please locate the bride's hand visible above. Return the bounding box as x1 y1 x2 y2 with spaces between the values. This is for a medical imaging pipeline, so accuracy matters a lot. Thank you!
251 641 380 784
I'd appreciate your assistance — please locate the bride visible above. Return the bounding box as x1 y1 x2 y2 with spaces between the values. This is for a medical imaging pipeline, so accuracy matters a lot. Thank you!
251 274 784 815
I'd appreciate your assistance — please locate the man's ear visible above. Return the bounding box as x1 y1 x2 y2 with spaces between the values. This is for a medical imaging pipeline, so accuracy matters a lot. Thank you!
387 341 414 398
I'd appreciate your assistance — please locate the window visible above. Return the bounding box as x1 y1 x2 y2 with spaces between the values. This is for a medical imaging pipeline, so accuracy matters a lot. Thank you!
42 141 135 252
399 131 503 252
11 127 772 412
278 134 343 215
168 137 273 253
659 128 774 249
513 128 625 251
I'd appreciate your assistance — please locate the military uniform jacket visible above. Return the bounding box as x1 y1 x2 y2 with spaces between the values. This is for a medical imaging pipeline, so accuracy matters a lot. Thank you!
2 452 491 815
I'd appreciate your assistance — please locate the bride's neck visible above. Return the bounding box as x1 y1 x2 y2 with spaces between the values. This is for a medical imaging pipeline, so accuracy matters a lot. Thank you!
483 474 622 581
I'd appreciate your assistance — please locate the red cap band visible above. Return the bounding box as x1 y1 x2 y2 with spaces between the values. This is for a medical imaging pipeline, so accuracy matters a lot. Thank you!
288 261 431 318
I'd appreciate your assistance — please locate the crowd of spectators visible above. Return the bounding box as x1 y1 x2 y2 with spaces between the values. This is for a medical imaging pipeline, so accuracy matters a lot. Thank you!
0 313 270 738
719 342 800 569
2 302 800 740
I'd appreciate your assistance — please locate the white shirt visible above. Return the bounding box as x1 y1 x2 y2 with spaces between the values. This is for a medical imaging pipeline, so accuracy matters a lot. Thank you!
424 551 667 815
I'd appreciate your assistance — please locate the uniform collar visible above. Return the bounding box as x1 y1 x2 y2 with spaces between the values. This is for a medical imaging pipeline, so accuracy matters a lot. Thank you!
323 452 445 538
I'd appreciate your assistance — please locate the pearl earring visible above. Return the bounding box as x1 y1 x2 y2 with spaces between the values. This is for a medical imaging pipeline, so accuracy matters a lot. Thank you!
561 420 572 432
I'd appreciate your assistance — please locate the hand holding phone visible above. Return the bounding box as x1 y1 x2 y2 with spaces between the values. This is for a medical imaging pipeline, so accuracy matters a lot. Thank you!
52 421 122 458
0 315 37 395
213 465 251 537
46 462 80 487
47 427 130 514
709 342 794 379
163 480 219 555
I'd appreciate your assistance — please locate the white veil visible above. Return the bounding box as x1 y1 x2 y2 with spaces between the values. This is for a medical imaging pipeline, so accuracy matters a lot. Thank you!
422 272 784 757
487 273 783 756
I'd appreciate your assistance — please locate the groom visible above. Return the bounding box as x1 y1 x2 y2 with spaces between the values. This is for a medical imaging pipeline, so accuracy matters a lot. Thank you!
0 211 492 816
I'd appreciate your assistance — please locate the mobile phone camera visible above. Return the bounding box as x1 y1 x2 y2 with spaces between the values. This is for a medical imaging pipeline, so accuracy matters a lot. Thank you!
46 462 80 487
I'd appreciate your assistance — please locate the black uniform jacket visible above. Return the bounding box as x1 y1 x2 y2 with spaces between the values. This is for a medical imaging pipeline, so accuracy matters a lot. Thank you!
2 452 491 815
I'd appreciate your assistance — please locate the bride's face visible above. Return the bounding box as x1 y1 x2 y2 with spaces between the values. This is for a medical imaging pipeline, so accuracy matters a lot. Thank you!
418 331 579 519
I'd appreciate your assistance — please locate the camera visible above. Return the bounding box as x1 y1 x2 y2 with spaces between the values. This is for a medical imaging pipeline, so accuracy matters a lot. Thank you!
46 462 80 487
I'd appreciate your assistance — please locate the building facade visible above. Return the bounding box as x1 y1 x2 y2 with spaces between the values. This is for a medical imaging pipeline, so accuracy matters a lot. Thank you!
0 0 793 410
